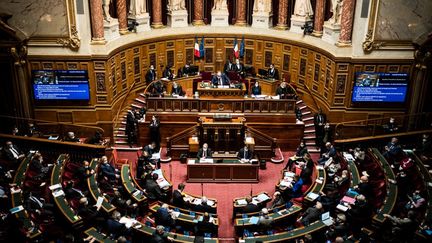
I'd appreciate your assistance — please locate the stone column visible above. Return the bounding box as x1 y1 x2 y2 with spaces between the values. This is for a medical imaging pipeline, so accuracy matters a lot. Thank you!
235 0 247 26
152 0 164 28
90 0 105 43
193 0 205 25
116 0 128 34
275 0 289 30
337 0 355 46
312 0 325 36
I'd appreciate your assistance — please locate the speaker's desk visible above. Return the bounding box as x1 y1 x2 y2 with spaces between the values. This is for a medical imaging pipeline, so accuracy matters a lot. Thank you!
187 158 259 183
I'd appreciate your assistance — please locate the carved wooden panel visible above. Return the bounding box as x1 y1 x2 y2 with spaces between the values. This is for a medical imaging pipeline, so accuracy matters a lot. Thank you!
121 62 126 81
96 95 107 103
134 56 140 76
314 63 320 83
245 49 253 65
95 72 106 93
58 112 72 122
185 49 194 63
264 51 272 67
283 54 290 71
191 100 199 111
299 58 307 76
205 48 213 63
173 100 181 111
149 53 156 66
166 50 174 66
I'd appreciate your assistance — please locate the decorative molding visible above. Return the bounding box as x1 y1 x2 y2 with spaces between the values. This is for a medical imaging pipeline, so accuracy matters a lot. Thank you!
28 0 81 51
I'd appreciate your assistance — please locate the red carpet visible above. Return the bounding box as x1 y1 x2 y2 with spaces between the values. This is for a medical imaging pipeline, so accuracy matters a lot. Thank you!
116 150 320 241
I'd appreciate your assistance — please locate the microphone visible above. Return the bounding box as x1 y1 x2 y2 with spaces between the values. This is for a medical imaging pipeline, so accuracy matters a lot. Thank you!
201 182 204 196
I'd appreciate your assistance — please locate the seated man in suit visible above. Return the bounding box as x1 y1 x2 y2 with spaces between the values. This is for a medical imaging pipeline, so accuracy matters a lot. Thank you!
3 141 25 165
242 196 260 213
151 80 166 97
193 196 213 213
64 131 80 143
251 81 262 96
143 142 160 168
100 155 119 181
237 145 253 162
172 183 188 209
29 152 50 179
298 201 324 226
145 65 157 84
318 142 336 165
197 143 212 160
383 137 403 165
211 71 230 86
383 117 399 133
275 82 295 98
75 160 95 189
195 212 216 237
145 173 167 201
171 81 184 96
151 225 173 243
154 203 175 228
181 63 192 77
267 63 279 80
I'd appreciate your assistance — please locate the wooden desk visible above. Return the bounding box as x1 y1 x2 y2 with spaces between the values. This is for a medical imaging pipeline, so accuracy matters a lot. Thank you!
197 83 246 99
370 148 398 226
187 159 259 183
51 155 82 225
10 152 42 239
84 227 115 243
121 164 146 202
188 137 199 153
242 220 327 242
248 78 280 96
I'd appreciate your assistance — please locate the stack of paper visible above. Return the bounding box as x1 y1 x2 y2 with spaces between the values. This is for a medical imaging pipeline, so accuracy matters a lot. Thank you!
52 190 65 198
49 183 62 191
307 192 319 200
257 193 270 202
237 199 247 205
249 216 259 224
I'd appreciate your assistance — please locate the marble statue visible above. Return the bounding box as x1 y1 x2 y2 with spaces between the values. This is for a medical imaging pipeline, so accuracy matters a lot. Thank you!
293 0 314 18
103 0 113 22
329 0 343 24
213 0 228 10
129 0 147 17
167 0 186 11
253 0 272 13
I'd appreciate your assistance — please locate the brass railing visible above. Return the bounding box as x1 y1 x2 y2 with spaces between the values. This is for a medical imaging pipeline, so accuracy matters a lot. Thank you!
0 115 104 140
334 112 432 142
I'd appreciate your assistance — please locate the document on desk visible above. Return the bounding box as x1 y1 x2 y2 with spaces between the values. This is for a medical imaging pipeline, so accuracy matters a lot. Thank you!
10 205 24 214
236 199 247 206
249 216 259 224
256 193 270 202
95 196 104 209
200 158 214 163
151 153 160 160
52 190 65 198
49 183 62 191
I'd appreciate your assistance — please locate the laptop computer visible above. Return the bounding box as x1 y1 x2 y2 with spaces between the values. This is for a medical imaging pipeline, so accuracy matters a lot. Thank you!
321 211 334 226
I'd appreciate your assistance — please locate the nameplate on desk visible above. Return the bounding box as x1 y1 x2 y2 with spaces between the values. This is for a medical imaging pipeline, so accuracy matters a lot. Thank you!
200 158 214 163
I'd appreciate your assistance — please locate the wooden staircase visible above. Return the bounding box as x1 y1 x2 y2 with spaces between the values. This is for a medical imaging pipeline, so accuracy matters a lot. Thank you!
296 99 320 154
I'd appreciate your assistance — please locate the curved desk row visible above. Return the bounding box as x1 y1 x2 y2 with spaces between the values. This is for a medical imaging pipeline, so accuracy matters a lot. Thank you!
50 154 82 225
121 164 147 202
370 148 398 226
10 152 42 239
87 158 117 213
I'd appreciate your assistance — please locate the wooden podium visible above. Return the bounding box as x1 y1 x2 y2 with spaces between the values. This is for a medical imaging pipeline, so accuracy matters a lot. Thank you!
197 83 246 99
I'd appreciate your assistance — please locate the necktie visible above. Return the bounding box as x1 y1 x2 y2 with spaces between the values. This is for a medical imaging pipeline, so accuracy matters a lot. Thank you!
10 147 19 159
203 150 206 158
244 150 246 159
219 78 222 86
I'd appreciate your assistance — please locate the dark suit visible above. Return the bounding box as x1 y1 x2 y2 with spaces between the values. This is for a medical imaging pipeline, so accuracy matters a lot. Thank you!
237 148 253 160
75 166 92 188
100 163 117 181
211 74 230 86
3 145 23 163
145 179 166 200
150 232 170 243
300 207 321 226
162 67 174 80
276 86 295 98
193 202 213 213
242 202 260 214
172 190 186 208
171 85 184 96
154 207 175 227
195 220 216 236
149 120 161 146
224 62 235 74
197 148 212 160
267 68 279 80
355 182 373 200
126 111 137 145
146 69 156 84
182 66 192 76
235 63 244 75
251 85 261 95
314 112 327 146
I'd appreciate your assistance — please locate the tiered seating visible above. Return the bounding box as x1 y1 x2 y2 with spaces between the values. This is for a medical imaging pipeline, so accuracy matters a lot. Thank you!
9 152 42 239
87 158 116 213
121 164 146 202
370 148 398 228
50 155 82 226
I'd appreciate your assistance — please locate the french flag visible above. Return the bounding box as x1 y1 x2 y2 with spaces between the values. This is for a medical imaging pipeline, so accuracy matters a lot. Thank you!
194 37 200 58
233 38 239 58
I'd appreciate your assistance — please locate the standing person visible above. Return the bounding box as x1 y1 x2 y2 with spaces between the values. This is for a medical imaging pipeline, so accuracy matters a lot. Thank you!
149 115 161 149
126 109 137 147
234 59 245 78
314 108 327 148
267 63 279 80
223 59 234 74
145 65 157 84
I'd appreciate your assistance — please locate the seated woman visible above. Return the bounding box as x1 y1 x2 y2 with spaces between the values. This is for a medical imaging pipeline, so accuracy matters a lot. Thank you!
285 141 308 170
251 81 262 96
272 175 304 208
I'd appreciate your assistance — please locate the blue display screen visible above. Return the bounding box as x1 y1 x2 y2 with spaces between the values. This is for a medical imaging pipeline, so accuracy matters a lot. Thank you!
351 72 408 103
32 70 90 100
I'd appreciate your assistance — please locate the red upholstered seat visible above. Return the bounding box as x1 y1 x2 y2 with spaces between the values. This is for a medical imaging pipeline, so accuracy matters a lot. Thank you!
112 149 128 169
63 171 75 180
292 196 304 204
201 71 212 82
